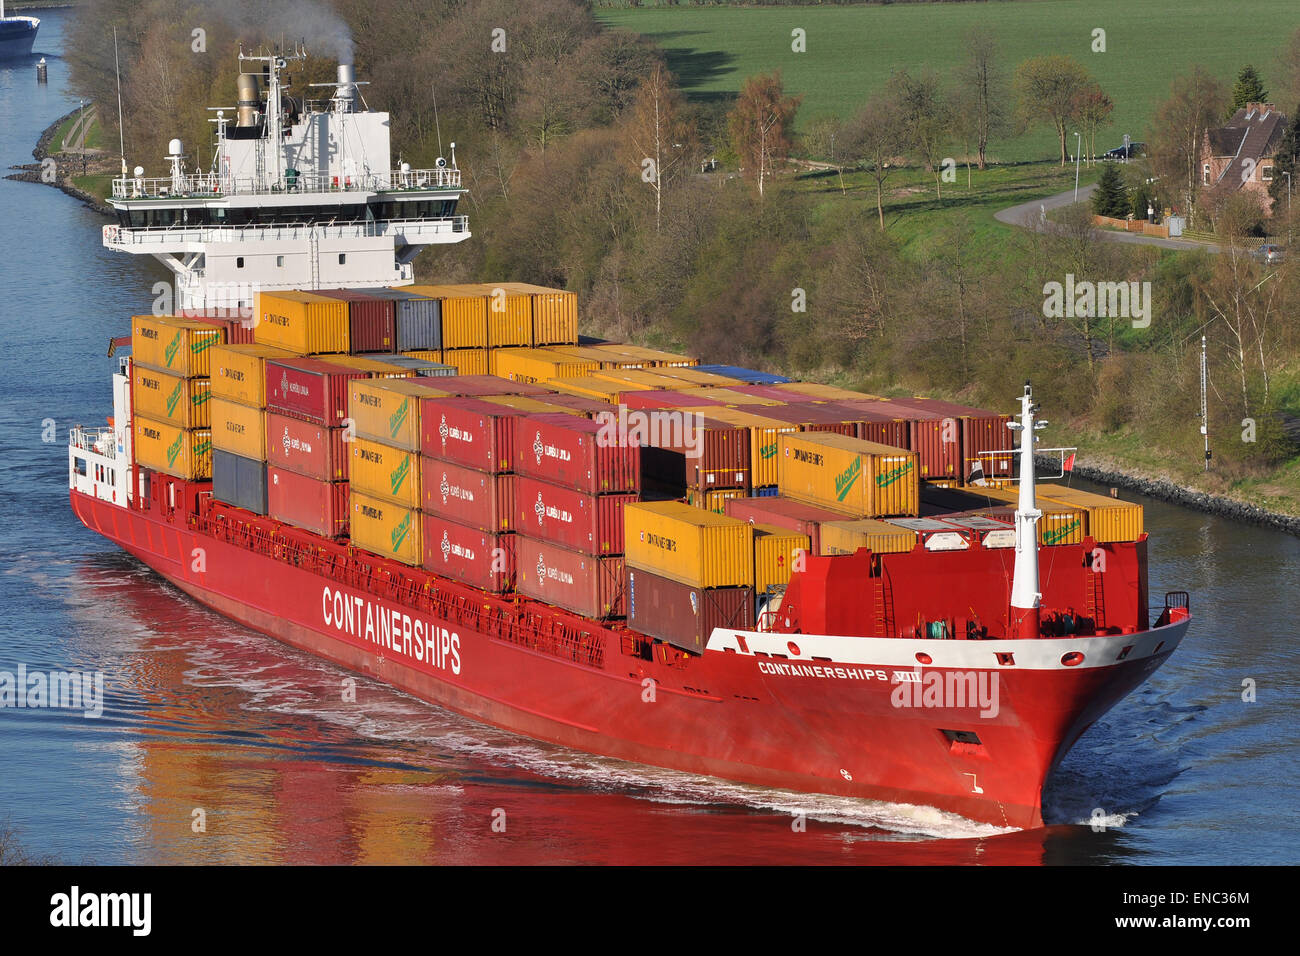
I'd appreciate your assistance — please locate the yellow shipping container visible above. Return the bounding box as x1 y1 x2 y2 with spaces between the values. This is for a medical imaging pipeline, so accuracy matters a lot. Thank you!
210 344 296 407
592 368 688 390
623 501 754 589
349 379 447 451
407 284 489 349
441 348 490 376
210 397 267 459
315 354 412 378
585 344 652 368
400 350 441 364
778 432 919 518
753 523 810 594
547 345 623 369
462 283 533 348
350 437 421 509
132 364 211 428
615 345 699 368
134 416 212 480
655 368 744 387
253 291 350 354
772 382 882 401
1037 484 1144 543
677 387 782 406
350 490 421 566
131 316 223 378
479 394 584 417
693 406 798 489
548 376 643 402
497 283 579 346
818 519 917 556
958 484 1087 546
490 348 599 383
686 486 750 515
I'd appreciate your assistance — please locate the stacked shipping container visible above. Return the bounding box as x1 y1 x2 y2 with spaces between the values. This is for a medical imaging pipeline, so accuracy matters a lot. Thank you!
210 343 296 514
130 316 220 481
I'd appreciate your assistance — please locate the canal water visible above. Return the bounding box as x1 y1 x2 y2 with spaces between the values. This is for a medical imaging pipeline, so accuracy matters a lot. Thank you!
1 9 1296 865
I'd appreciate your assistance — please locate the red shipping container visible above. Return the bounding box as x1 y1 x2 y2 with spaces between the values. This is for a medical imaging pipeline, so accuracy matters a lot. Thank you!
514 412 640 494
266 357 368 427
620 390 720 410
420 457 515 533
436 375 553 398
266 412 350 481
820 401 911 448
515 537 626 619
317 289 397 353
627 567 754 654
421 513 515 593
418 396 516 472
514 475 636 556
724 495 852 555
641 415 749 491
867 400 961 482
753 402 858 438
267 466 349 537
726 384 797 402
888 397 1012 483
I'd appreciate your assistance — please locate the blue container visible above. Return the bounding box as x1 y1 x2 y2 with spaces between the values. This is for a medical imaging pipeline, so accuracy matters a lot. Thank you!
364 354 458 377
755 485 779 498
359 288 442 351
695 364 791 385
213 449 268 515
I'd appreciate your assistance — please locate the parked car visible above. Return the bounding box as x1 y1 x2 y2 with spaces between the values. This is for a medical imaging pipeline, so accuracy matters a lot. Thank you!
1252 243 1286 263
1102 142 1147 160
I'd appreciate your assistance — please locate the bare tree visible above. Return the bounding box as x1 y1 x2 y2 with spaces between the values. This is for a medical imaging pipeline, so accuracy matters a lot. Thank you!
626 63 693 232
845 93 905 228
1148 66 1228 223
954 26 1009 171
888 69 950 199
728 71 801 198
1014 55 1094 166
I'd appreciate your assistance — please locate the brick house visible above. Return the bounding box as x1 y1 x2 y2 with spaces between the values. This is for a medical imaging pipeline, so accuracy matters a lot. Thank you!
1201 102 1288 213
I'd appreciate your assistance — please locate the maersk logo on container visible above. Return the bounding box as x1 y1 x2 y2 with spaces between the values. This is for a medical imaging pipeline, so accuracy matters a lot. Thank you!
321 586 461 674
595 405 702 458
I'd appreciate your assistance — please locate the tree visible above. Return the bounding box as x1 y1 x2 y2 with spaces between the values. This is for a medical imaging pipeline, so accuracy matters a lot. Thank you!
1014 55 1093 166
844 93 906 228
625 63 694 233
1267 107 1300 210
1229 64 1268 116
1074 80 1114 166
953 25 1009 171
1148 66 1228 222
1092 163 1129 218
888 69 950 199
727 71 801 198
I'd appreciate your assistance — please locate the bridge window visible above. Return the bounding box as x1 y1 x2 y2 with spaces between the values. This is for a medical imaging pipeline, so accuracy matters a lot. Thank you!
236 257 245 268
276 256 284 267
338 254 346 265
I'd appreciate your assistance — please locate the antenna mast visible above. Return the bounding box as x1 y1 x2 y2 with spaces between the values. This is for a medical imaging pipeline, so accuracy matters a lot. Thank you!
114 26 127 178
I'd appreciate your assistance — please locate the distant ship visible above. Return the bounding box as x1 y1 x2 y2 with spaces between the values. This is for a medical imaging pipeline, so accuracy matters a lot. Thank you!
0 0 39 59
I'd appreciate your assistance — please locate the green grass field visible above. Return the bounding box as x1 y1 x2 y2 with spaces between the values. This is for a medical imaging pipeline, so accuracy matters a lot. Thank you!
599 0 1300 163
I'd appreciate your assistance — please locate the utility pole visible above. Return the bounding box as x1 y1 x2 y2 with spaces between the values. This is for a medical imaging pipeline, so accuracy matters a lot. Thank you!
1073 132 1082 202
1200 334 1210 471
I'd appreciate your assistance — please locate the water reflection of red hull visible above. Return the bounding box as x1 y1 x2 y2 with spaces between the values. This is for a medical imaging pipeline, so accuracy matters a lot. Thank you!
72 486 1189 833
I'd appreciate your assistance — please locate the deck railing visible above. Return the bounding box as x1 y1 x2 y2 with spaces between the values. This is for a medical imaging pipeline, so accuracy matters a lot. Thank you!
111 166 461 200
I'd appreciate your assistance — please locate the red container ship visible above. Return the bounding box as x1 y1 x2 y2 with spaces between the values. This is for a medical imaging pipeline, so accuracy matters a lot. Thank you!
69 52 1191 832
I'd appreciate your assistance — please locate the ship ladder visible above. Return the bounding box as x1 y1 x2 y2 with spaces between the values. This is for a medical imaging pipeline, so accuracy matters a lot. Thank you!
872 574 893 638
1086 562 1106 630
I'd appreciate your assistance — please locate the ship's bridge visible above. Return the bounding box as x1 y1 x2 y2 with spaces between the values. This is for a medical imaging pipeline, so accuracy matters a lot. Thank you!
102 50 470 311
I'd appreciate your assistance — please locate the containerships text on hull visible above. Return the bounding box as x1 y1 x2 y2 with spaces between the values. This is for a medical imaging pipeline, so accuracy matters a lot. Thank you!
69 51 1191 831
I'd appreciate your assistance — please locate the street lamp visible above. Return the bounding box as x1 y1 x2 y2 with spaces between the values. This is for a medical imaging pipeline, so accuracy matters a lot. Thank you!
1285 170 1292 245
1074 132 1081 202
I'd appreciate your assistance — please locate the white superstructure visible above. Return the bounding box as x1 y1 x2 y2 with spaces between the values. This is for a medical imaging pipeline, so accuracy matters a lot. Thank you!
101 49 468 310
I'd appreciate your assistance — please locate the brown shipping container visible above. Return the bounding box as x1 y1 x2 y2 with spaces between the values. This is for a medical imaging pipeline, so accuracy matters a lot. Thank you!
514 476 636 555
418 396 517 472
265 412 350 481
627 568 754 655
888 397 1012 483
253 291 350 354
641 415 750 492
724 495 853 555
267 466 349 538
515 538 626 619
210 343 296 407
184 313 258 346
514 413 640 494
420 457 515 533
266 357 368 427
316 289 398 353
421 513 516 593
750 402 858 439
821 401 912 449
862 400 960 482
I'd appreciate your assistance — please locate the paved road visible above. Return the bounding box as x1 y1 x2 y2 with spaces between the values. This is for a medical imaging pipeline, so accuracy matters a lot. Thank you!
996 181 1221 253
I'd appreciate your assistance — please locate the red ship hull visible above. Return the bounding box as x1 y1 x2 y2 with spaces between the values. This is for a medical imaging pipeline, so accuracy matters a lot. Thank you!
71 488 1189 830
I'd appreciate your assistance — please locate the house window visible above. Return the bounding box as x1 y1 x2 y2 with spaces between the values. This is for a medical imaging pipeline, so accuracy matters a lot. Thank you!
338 254 347 265
1203 164 1211 186
1261 164 1273 183
236 256 245 268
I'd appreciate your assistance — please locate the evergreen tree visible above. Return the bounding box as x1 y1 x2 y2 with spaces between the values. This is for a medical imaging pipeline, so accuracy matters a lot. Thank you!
1229 65 1268 116
1268 106 1300 208
1131 180 1155 221
1092 162 1129 217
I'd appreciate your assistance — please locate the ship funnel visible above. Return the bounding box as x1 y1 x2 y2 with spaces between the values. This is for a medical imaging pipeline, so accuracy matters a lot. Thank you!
236 73 260 127
336 64 355 109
